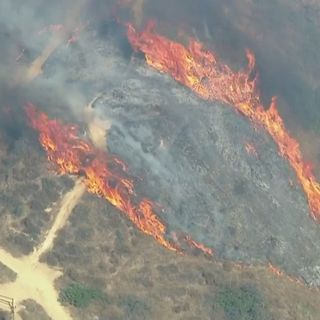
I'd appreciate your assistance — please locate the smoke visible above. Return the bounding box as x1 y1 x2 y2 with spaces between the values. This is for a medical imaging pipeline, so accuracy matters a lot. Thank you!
0 0 168 184
1 0 320 283
0 0 118 121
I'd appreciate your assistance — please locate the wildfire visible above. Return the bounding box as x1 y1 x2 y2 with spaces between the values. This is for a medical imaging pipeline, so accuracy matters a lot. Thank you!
126 21 320 222
25 104 214 256
183 235 213 256
268 263 285 277
25 103 176 251
268 263 304 285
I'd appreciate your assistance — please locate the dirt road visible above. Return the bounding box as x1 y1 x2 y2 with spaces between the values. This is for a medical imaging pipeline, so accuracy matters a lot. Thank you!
32 178 86 261
0 97 112 318
0 247 69 320
0 178 86 319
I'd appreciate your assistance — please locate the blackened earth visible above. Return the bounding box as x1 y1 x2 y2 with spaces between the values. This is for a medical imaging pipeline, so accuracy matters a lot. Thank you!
26 21 320 286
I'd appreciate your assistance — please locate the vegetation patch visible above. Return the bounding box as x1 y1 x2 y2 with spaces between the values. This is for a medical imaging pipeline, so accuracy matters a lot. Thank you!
217 284 267 320
59 283 106 308
118 294 151 320
0 262 17 284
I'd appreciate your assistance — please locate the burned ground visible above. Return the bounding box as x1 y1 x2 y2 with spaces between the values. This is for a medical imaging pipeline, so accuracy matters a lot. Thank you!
37 24 320 285
26 19 319 319
0 1 320 319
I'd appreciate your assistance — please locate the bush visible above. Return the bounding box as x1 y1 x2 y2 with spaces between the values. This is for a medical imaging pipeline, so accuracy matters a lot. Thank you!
0 310 9 320
59 283 105 308
118 295 150 320
13 203 26 217
217 284 266 320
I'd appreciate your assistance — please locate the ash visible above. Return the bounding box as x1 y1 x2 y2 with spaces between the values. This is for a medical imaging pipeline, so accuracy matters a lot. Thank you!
27 20 320 286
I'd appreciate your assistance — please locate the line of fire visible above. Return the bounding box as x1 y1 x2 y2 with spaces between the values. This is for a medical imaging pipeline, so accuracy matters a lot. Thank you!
125 20 320 223
25 103 213 256
22 9 320 286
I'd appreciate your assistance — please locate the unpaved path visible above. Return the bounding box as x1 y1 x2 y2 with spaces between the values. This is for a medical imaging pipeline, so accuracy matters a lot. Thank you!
0 179 86 319
26 35 65 81
32 178 86 261
0 98 111 319
0 3 95 317
25 0 87 82
0 248 69 320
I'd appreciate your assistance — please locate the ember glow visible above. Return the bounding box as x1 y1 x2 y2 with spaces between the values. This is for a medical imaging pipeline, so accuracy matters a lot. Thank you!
25 104 214 255
268 263 304 285
268 263 285 277
183 235 213 256
37 24 64 36
126 21 320 222
25 103 176 251
245 142 258 158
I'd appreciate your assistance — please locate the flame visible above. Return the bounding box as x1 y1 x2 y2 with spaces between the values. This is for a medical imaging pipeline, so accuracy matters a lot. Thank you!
245 142 258 157
183 235 213 256
25 103 177 251
126 21 320 222
268 263 285 277
171 231 213 256
268 263 304 285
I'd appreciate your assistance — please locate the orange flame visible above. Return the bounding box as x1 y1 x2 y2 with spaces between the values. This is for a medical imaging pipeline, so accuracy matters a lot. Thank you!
126 21 320 222
245 142 258 157
183 235 213 256
25 104 215 256
268 263 304 285
25 103 177 251
268 263 285 277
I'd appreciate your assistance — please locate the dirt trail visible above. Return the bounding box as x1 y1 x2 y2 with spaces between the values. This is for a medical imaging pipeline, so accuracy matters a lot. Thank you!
1 12 110 311
0 248 70 320
0 95 112 318
0 179 86 319
26 35 65 81
32 178 86 261
0 2 99 317
25 0 87 82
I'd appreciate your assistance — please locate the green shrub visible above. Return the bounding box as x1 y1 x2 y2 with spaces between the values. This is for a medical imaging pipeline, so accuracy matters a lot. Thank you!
217 284 266 320
59 283 105 308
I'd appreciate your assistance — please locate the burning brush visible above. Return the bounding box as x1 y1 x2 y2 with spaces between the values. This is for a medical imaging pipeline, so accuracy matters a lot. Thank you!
125 21 320 222
25 102 175 250
25 103 213 255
